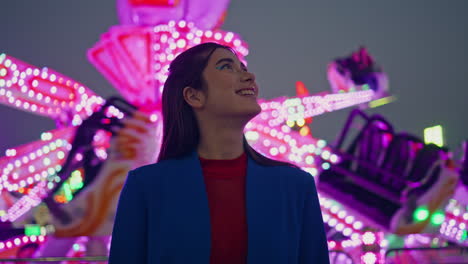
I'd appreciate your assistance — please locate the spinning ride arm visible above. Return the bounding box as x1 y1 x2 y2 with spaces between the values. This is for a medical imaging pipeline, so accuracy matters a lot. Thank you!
41 96 137 225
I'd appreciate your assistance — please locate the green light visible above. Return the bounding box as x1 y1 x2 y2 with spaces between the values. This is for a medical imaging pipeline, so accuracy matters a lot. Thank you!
69 173 83 189
63 183 73 202
73 243 80 251
430 211 445 225
424 125 444 147
25 224 41 236
369 96 396 108
322 163 330 170
462 230 467 242
413 206 429 222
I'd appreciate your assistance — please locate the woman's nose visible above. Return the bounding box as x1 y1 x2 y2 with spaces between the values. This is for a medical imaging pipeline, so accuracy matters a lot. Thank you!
241 71 255 83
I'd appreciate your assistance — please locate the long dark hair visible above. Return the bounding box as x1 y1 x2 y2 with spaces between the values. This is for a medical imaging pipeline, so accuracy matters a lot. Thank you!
157 42 297 168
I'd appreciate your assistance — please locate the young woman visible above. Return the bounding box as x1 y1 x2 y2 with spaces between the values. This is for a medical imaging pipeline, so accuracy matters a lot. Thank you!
108 42 329 264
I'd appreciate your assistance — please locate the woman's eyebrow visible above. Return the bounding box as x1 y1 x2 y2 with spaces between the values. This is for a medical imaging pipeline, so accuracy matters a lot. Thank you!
215 58 235 65
215 58 247 70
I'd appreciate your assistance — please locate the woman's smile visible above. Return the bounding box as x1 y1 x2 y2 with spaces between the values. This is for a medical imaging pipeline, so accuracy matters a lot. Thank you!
236 87 257 97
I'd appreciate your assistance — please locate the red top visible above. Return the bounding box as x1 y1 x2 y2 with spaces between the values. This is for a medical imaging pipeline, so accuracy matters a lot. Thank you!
198 152 248 264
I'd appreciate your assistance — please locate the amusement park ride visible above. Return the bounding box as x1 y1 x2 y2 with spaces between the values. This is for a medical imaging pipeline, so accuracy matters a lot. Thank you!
0 0 467 263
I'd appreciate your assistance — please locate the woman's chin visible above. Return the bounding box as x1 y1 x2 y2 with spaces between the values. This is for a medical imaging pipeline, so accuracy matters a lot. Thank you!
241 105 262 119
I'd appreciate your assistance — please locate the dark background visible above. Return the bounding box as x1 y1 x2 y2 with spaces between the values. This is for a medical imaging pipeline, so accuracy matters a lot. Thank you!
1 0 467 156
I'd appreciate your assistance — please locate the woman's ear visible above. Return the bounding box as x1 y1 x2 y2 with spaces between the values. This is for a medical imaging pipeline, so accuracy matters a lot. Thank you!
183 86 205 109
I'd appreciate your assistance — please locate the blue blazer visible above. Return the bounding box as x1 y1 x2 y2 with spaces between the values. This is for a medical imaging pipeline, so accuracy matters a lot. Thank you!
109 150 329 263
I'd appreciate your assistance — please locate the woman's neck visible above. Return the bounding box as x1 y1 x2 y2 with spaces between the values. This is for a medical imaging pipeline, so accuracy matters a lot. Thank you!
197 119 245 160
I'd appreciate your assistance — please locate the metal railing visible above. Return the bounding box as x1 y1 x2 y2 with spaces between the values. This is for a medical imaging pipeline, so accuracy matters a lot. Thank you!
0 256 108 263
385 246 468 257
1 252 355 263
385 246 468 263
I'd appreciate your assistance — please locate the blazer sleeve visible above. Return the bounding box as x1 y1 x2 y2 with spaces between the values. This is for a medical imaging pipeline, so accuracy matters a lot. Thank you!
298 175 330 264
108 169 148 263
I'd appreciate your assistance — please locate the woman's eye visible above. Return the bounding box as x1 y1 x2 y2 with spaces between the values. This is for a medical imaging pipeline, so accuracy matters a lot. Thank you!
219 64 233 70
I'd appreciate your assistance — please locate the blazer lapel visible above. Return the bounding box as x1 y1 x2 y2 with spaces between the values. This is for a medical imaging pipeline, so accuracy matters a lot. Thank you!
165 150 212 262
246 156 268 261
169 151 279 263
246 157 285 263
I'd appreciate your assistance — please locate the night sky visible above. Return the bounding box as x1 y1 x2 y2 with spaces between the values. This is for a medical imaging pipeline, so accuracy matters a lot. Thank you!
1 0 467 156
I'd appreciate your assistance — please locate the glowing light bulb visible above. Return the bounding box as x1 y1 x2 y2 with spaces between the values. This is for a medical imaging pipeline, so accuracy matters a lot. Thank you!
414 206 430 222
361 252 377 264
431 211 445 226
362 231 376 245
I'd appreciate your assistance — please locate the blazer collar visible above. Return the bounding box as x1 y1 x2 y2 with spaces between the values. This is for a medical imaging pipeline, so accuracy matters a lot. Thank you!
177 149 272 262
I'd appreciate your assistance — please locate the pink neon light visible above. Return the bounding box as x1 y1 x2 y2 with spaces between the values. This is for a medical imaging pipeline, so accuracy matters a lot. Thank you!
0 54 102 125
117 0 230 30
88 21 248 108
0 235 46 254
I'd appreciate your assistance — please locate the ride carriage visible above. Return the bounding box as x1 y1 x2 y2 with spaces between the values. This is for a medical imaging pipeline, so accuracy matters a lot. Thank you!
318 108 459 235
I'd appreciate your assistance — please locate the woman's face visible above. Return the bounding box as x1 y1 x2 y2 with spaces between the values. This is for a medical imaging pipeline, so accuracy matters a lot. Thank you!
199 48 261 119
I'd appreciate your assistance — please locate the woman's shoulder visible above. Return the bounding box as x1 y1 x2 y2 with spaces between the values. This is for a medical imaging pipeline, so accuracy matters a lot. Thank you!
263 164 315 186
266 163 311 176
130 158 184 181
133 159 174 171
260 164 318 199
